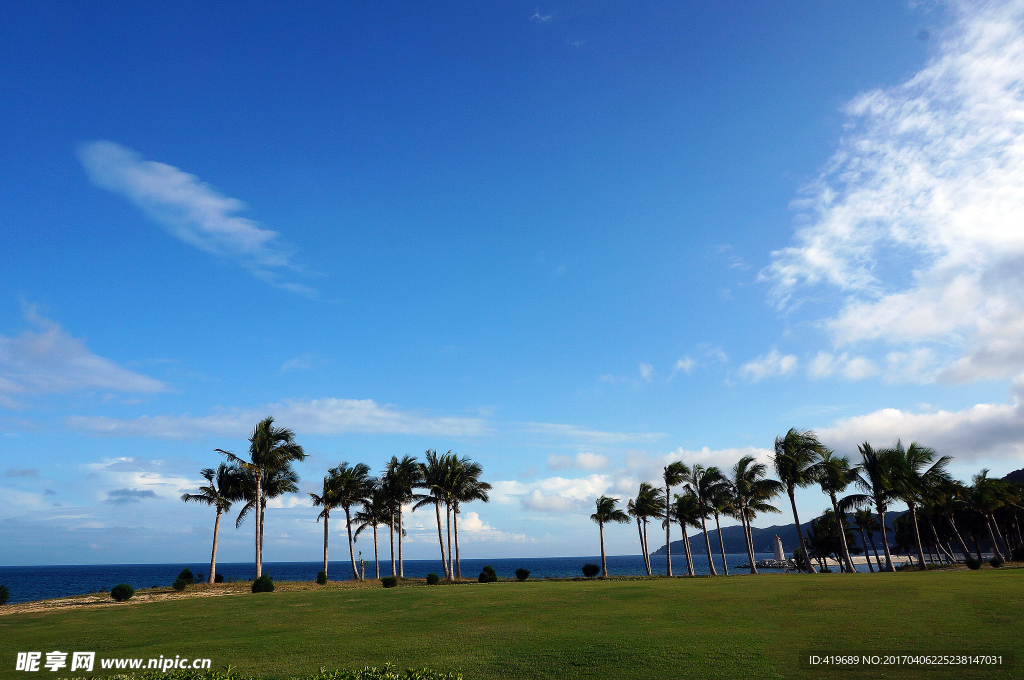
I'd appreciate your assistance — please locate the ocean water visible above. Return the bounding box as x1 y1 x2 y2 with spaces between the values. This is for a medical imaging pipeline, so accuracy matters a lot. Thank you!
0 552 892 604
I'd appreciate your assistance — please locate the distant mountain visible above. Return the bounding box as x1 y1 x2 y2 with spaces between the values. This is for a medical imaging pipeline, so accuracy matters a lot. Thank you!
650 511 904 556
1003 468 1024 484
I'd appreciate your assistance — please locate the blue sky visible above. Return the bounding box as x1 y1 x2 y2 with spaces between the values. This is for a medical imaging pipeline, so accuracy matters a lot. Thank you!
3 0 1024 566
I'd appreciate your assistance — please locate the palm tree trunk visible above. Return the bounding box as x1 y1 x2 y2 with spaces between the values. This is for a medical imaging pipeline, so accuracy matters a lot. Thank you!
927 517 955 562
867 530 883 570
970 530 984 561
322 512 329 579
453 503 462 580
985 515 1005 560
434 499 449 579
636 517 649 575
875 504 895 572
859 527 874 572
679 521 695 576
945 514 971 561
642 521 652 576
389 511 397 577
908 503 928 570
664 484 673 577
398 506 405 578
829 495 855 574
713 511 729 576
599 522 608 578
788 487 816 573
740 502 757 575
445 502 454 581
254 473 263 580
990 514 1009 556
699 512 717 576
209 507 222 585
344 505 359 580
372 523 380 579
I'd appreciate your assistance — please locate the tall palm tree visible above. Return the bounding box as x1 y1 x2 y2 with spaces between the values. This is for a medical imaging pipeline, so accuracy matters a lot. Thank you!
308 467 343 580
233 460 301 554
416 450 454 580
627 482 664 576
180 463 239 585
891 441 952 570
217 416 306 579
669 490 702 576
848 508 881 572
729 456 783 575
970 470 1008 560
383 455 421 578
353 481 389 579
931 480 974 561
450 458 490 580
849 442 901 572
773 428 824 573
662 461 689 577
808 449 858 573
591 495 630 578
333 462 372 580
682 464 727 576
707 480 736 576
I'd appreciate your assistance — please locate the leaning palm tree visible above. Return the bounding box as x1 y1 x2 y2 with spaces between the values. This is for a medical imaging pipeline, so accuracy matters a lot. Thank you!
848 442 902 572
628 482 664 576
384 455 421 578
730 456 784 574
669 490 702 576
308 467 343 580
662 461 689 576
848 508 880 572
591 495 630 578
772 428 823 573
217 417 306 579
180 463 239 585
682 464 727 576
333 462 372 580
450 458 491 580
416 450 454 580
808 449 858 573
353 481 390 579
891 441 952 570
970 470 1008 561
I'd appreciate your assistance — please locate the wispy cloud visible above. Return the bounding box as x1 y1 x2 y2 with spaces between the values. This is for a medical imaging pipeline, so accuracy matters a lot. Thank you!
104 488 158 505
529 9 552 23
4 468 38 477
807 352 880 381
738 349 798 382
77 141 316 296
69 397 490 439
0 305 166 407
546 452 608 471
521 422 667 445
670 357 696 378
762 2 1024 383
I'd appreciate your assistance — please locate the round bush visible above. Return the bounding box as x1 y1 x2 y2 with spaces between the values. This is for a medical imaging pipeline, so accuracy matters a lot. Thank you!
582 563 600 578
515 568 530 581
110 584 134 602
251 574 275 593
989 556 1004 568
478 565 497 583
316 570 328 585
214 573 224 584
381 576 398 588
172 578 189 592
0 584 9 605
965 557 982 570
177 568 194 582
426 572 440 585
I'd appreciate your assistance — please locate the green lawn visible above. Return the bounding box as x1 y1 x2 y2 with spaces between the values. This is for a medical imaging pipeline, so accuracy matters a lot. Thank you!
2 570 1021 680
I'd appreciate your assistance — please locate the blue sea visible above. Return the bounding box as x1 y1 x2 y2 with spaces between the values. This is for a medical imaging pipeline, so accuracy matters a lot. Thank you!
0 552 891 604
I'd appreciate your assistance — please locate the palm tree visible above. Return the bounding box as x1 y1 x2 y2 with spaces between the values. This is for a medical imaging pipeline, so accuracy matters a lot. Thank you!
808 450 858 573
682 464 727 576
353 481 389 579
384 455 421 578
233 460 301 554
416 450 454 581
180 463 239 585
891 441 952 570
669 490 702 576
970 470 1008 560
707 480 736 576
450 458 490 580
849 508 880 572
849 442 901 572
627 482 664 576
773 428 824 573
662 461 689 577
308 467 343 580
729 456 783 575
333 462 372 580
217 416 306 579
591 495 630 578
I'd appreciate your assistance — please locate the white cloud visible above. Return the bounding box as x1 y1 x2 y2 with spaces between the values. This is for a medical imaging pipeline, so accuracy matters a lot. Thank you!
456 511 528 542
491 474 612 505
68 397 490 439
521 422 667 445
546 452 608 471
762 1 1024 383
625 446 774 483
671 357 696 377
807 352 880 380
529 10 552 23
738 349 798 381
78 141 315 296
520 489 580 512
638 363 654 381
0 306 165 406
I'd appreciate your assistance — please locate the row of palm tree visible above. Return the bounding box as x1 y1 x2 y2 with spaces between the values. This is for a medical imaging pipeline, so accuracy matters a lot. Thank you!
594 429 1023 578
181 420 493 584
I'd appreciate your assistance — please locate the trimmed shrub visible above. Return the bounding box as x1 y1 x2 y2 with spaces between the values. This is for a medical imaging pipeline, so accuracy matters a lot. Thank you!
426 572 440 585
252 575 275 593
1010 545 1024 562
965 557 982 570
177 568 194 582
214 573 224 583
0 584 9 605
316 570 328 585
381 576 398 588
515 568 530 581
172 578 189 592
478 565 497 583
989 556 1004 568
582 563 600 578
110 584 134 602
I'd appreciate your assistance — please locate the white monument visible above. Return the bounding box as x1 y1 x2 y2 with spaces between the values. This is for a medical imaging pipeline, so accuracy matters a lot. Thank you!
773 535 784 561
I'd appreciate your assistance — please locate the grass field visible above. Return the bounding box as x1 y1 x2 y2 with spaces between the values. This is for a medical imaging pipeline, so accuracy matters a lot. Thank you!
2 570 1021 680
